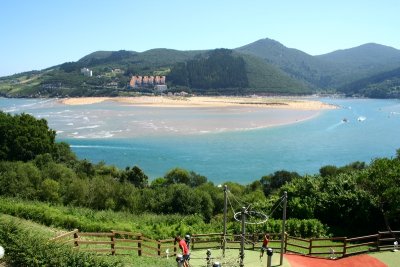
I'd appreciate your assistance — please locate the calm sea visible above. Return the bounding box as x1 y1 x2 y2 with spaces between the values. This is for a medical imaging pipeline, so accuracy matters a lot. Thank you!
1 97 399 184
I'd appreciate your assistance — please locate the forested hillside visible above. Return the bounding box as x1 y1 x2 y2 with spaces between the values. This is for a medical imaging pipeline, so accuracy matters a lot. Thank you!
236 38 400 93
339 66 400 98
236 38 336 88
0 46 311 97
1 37 400 97
168 49 249 91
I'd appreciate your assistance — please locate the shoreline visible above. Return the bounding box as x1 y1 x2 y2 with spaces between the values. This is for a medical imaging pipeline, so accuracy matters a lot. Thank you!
59 96 337 111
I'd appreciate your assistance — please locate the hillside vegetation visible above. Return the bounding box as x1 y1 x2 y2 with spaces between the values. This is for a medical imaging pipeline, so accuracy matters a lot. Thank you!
340 66 400 98
0 47 310 97
2 37 399 97
236 39 400 93
1 112 400 239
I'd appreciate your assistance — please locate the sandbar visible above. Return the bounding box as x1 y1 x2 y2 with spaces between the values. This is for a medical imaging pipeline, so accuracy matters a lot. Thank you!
59 96 337 110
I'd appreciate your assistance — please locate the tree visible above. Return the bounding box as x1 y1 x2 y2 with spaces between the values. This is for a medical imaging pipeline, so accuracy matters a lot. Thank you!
121 166 148 188
51 142 77 165
319 165 339 177
358 158 400 233
0 112 56 161
0 161 42 199
40 178 60 203
188 171 207 187
150 177 168 188
260 170 301 196
165 168 190 185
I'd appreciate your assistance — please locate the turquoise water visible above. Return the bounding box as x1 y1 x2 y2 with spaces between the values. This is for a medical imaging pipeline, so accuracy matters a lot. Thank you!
1 97 400 184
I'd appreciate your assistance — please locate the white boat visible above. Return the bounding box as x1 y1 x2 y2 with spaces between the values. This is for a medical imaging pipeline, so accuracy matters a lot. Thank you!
357 116 366 122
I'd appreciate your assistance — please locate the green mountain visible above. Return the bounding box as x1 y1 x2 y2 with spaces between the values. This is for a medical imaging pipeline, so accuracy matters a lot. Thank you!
1 38 400 98
317 43 400 71
235 38 400 92
167 49 309 95
339 66 400 98
316 43 400 87
235 38 337 88
0 47 309 97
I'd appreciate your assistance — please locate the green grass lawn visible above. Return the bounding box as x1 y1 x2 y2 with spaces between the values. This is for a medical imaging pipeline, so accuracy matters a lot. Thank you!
187 248 290 267
369 250 400 267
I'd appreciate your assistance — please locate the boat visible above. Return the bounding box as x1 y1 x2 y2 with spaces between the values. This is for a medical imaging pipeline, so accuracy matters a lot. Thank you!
357 116 366 122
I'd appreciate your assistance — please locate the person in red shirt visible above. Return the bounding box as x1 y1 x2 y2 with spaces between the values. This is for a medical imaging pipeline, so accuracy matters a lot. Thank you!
260 233 270 258
175 235 190 267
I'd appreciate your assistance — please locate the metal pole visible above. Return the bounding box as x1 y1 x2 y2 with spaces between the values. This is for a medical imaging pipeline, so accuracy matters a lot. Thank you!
240 206 246 267
267 248 273 267
280 191 287 266
223 185 227 257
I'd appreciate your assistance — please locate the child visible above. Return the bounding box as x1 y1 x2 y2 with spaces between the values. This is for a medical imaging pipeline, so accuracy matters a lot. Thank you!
175 235 190 267
260 233 270 258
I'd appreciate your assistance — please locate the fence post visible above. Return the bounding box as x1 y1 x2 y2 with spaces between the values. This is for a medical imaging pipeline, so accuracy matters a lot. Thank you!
138 234 142 256
377 232 381 251
174 238 177 255
111 230 115 256
284 233 288 253
252 233 257 250
158 241 161 257
192 236 195 250
343 237 347 257
309 238 313 256
73 230 79 248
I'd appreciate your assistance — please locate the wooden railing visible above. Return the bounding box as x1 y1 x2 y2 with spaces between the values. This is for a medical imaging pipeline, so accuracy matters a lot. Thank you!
50 229 176 257
285 230 400 258
50 229 399 259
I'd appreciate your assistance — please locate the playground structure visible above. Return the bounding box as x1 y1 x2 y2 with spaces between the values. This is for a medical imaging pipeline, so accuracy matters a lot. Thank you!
49 188 400 266
223 187 287 266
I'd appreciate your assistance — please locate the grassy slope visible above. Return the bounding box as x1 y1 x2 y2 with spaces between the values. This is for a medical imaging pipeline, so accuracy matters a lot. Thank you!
241 53 311 94
0 214 176 267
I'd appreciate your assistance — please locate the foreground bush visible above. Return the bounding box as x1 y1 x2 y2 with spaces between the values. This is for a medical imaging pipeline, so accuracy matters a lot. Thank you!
0 215 123 266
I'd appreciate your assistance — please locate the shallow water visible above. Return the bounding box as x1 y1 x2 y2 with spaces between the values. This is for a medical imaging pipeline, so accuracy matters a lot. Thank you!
1 97 400 184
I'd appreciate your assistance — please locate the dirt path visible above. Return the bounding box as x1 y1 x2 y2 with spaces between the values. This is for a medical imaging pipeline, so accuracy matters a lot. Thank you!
285 254 387 267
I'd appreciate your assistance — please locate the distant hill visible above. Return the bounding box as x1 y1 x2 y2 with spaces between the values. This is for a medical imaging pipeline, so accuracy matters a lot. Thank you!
1 38 400 98
235 38 337 88
316 43 400 87
317 43 400 70
0 47 310 97
339 66 400 98
167 49 309 95
235 39 400 91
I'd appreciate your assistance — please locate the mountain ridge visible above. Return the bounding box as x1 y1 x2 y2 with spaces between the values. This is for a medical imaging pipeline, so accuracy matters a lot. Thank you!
1 37 400 98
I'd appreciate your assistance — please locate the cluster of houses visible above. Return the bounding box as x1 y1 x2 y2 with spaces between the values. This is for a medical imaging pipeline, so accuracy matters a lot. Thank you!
129 75 167 91
79 68 169 91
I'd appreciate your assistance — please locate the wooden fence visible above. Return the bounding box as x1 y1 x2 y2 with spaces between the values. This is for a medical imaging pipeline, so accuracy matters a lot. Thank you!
50 229 176 257
50 229 400 259
285 230 400 258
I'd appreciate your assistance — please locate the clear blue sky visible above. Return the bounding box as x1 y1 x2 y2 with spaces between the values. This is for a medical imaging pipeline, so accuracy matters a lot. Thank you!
1 0 399 77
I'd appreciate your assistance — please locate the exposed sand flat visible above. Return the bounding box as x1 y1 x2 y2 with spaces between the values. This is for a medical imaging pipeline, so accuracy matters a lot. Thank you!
59 96 337 110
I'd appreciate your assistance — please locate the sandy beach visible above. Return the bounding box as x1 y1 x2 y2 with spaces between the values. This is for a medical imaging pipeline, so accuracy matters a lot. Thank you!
59 96 337 110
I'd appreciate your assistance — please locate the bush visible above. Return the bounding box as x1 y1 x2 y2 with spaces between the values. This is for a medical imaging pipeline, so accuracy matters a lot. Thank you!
0 216 123 266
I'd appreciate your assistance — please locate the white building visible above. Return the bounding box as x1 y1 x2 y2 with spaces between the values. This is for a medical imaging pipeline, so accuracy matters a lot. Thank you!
81 68 93 77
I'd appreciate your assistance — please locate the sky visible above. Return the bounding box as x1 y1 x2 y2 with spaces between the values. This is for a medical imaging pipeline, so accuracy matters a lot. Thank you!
1 0 399 77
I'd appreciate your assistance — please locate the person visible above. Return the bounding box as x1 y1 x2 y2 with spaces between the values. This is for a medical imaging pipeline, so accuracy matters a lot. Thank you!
184 234 191 249
175 235 190 267
260 233 270 258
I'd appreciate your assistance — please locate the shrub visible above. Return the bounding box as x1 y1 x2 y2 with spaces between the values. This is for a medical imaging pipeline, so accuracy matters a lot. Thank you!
0 216 123 266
